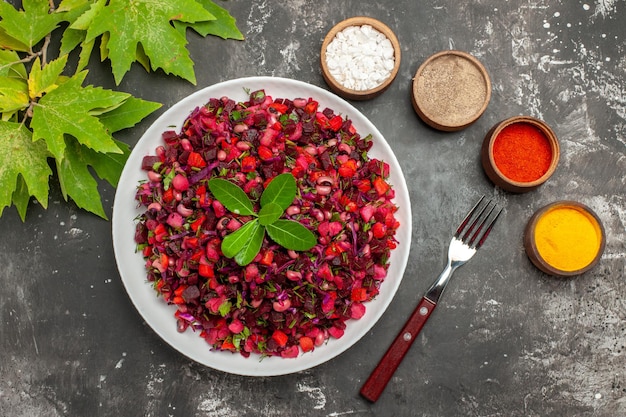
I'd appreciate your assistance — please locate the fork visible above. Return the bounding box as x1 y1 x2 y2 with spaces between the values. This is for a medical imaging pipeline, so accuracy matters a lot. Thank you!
360 196 502 402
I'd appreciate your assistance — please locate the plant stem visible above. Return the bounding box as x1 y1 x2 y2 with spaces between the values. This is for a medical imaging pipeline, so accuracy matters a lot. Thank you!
0 53 38 72
43 0 56 65
41 34 51 66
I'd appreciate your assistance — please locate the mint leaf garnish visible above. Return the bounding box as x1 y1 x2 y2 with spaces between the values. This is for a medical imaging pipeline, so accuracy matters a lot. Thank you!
258 202 283 226
221 219 259 258
212 173 317 266
260 172 297 210
266 220 317 251
208 178 255 216
233 221 265 266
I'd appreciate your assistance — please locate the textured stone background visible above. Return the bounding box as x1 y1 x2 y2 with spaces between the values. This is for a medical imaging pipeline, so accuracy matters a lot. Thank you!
1 1 624 416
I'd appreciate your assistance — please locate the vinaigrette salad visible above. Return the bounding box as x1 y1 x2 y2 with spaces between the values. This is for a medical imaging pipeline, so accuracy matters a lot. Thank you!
134 89 400 358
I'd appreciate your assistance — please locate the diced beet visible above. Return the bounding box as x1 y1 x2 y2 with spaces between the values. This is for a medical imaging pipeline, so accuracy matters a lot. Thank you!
182 285 200 303
141 155 161 171
162 130 178 142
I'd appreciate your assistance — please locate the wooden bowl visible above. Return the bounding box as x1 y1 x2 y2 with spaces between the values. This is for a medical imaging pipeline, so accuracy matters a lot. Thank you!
524 201 605 277
411 50 491 131
320 17 401 101
481 116 560 193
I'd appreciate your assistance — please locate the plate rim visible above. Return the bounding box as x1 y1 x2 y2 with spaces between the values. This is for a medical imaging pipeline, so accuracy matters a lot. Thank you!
112 76 412 376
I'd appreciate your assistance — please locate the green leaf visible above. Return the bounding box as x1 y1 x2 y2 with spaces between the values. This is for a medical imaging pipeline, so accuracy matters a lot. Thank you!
0 76 29 116
31 71 129 161
218 299 232 317
208 178 255 216
98 96 162 134
134 43 152 73
258 202 283 226
0 0 242 222
57 0 94 20
60 27 86 56
56 137 110 219
0 121 52 219
11 176 32 222
28 55 68 99
0 49 27 78
68 0 106 31
60 30 94 74
222 219 258 258
61 0 106 72
81 139 130 188
266 220 317 251
0 51 28 120
0 28 30 53
75 37 96 74
0 0 65 49
177 0 244 40
85 0 215 84
260 173 296 210
99 31 110 62
162 169 175 191
234 221 265 266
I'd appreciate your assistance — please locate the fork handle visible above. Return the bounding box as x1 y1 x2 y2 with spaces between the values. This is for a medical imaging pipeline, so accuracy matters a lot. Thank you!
360 296 437 402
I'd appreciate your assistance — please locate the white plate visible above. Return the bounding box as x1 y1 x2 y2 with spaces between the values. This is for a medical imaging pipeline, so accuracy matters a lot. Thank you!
112 76 411 376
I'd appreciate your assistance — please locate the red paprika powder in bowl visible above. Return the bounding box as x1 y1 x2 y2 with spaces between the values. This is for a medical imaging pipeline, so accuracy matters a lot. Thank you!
481 116 560 193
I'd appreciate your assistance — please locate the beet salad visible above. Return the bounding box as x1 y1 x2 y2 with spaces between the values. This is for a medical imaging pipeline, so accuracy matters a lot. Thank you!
134 89 400 358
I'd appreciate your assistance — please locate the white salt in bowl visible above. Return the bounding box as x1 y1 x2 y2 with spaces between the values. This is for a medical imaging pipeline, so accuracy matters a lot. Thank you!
321 17 401 101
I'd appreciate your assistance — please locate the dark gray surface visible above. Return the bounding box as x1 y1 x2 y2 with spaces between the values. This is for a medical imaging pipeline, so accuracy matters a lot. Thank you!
2 1 625 416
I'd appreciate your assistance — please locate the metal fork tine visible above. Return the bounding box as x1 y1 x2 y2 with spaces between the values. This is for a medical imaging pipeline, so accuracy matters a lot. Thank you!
467 204 496 247
455 196 502 249
475 207 503 249
462 201 492 243
454 195 485 238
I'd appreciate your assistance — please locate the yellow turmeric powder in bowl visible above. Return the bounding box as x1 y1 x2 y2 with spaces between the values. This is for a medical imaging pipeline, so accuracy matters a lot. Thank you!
524 201 605 276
